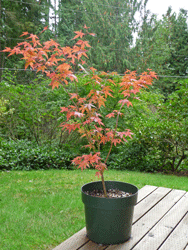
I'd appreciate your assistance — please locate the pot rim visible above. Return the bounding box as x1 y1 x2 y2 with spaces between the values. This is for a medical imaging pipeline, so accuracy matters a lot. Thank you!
81 180 138 199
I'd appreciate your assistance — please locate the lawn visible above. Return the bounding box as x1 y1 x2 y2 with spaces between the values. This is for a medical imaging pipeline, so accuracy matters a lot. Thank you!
0 169 187 250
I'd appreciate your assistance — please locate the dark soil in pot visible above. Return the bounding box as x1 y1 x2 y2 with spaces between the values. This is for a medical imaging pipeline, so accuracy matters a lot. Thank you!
84 188 132 198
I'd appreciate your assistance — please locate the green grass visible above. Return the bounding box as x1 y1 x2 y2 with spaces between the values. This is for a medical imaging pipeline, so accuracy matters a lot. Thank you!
0 169 187 250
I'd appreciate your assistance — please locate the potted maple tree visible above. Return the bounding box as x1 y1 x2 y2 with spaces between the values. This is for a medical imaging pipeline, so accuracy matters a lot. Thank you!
3 26 157 245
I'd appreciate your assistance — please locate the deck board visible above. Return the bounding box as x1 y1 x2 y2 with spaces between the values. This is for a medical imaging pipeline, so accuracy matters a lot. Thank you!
53 228 89 250
133 187 171 223
78 240 107 250
132 192 188 250
136 185 157 203
159 212 188 250
107 189 186 250
53 185 188 250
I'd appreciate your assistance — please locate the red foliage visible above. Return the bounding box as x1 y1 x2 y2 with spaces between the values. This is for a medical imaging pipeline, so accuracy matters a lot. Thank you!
2 27 157 181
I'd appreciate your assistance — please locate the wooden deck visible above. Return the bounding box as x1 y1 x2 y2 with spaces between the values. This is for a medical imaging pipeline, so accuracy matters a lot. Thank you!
53 185 188 250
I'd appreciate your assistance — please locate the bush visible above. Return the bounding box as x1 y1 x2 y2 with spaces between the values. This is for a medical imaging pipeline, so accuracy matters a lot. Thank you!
0 73 70 143
124 81 188 173
106 138 160 173
106 83 188 174
0 72 122 145
0 139 79 170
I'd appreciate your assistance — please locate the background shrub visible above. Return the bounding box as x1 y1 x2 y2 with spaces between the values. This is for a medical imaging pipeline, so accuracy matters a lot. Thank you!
0 71 187 173
0 139 80 170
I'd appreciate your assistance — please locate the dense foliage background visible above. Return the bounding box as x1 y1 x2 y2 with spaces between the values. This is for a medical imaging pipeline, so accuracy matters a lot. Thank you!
0 0 188 173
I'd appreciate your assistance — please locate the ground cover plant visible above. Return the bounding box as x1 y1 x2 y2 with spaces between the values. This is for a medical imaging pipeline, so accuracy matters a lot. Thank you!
0 140 78 171
0 169 188 250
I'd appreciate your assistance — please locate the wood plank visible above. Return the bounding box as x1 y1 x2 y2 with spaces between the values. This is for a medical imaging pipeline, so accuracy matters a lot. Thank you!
136 185 158 203
53 228 89 250
132 192 188 250
78 240 107 250
133 187 171 223
158 212 188 250
184 244 188 250
107 189 186 250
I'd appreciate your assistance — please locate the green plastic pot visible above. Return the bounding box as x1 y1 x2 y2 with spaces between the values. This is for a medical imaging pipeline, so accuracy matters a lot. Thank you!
82 181 138 245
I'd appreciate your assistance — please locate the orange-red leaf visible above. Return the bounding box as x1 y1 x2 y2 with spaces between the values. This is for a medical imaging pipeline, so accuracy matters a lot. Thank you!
61 123 81 133
39 26 48 34
89 33 96 37
57 63 70 72
90 67 97 73
96 162 107 171
97 96 106 108
102 85 113 98
73 30 85 40
27 34 40 47
90 117 104 126
60 107 69 113
106 112 115 118
36 65 46 72
112 138 121 146
84 24 90 29
2 47 12 52
95 171 101 178
76 40 91 48
49 80 59 90
117 130 133 140
74 111 84 118
20 31 29 37
119 99 133 107
72 152 101 171
70 93 79 100
108 79 116 86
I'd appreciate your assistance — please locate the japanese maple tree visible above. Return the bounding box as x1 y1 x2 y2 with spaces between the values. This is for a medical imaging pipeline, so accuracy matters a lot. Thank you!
3 26 157 197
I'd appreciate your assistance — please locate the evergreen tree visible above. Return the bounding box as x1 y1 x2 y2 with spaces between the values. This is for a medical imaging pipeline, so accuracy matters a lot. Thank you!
132 6 188 95
165 8 188 76
56 0 143 73
0 0 52 78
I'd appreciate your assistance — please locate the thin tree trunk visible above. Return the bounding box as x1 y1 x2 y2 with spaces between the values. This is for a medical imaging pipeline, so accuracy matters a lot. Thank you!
101 172 107 198
175 152 186 171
